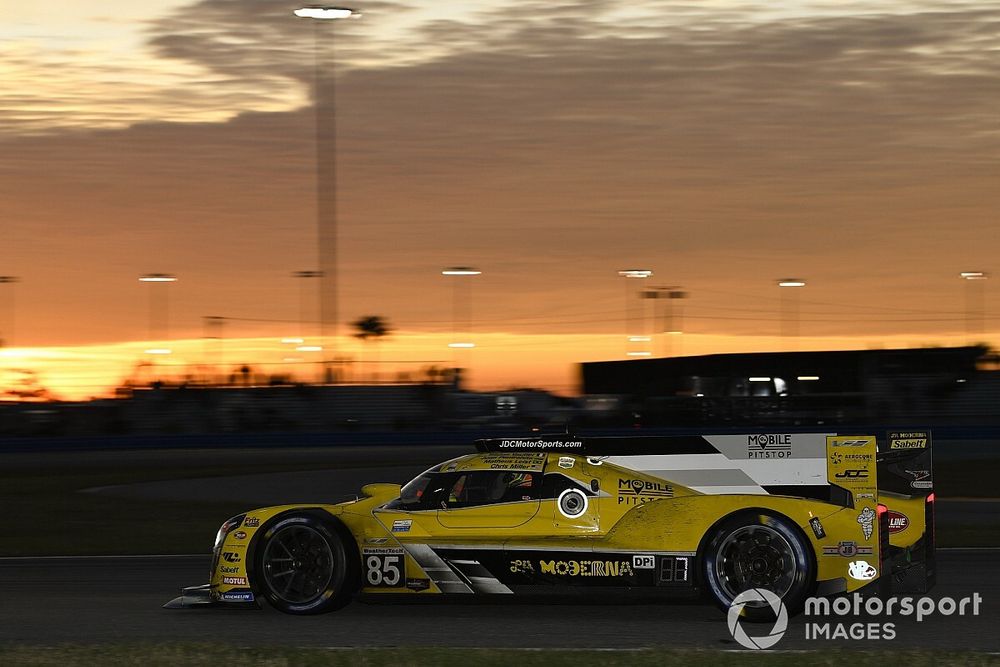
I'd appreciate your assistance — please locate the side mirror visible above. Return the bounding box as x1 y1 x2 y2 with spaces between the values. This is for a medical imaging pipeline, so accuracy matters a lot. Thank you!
360 483 402 499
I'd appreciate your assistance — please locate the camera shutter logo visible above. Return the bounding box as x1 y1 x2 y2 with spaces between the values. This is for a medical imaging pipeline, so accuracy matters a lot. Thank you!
727 588 789 650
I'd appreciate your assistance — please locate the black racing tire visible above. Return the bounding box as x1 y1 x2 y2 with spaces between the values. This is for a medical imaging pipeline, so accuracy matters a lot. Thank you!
702 510 815 622
251 512 358 615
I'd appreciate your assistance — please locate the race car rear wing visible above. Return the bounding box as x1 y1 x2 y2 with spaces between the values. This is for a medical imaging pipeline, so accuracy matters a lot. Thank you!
476 431 936 592
476 432 932 502
478 433 917 504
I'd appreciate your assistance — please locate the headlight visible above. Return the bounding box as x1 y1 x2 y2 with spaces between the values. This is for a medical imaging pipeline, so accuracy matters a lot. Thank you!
213 514 246 550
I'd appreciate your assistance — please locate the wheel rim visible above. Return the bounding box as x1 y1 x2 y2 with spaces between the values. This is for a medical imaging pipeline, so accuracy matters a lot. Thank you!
261 525 335 604
714 524 797 602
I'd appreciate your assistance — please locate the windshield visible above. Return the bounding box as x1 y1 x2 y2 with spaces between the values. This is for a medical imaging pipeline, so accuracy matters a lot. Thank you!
394 473 433 508
384 468 451 510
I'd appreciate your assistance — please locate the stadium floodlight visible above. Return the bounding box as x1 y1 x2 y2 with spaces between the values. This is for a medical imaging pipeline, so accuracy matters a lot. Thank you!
293 6 359 20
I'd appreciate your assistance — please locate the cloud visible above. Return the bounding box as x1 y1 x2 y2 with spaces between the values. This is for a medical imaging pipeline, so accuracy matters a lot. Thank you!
2 0 1000 343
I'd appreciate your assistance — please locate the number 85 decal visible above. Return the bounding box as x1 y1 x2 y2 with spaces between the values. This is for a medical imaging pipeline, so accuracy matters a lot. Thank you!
365 554 403 587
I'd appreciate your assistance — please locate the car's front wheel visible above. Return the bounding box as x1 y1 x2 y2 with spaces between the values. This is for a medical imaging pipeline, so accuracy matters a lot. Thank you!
252 513 357 614
702 510 814 621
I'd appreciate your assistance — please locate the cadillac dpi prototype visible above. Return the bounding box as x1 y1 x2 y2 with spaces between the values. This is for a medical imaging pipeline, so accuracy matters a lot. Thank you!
166 432 935 618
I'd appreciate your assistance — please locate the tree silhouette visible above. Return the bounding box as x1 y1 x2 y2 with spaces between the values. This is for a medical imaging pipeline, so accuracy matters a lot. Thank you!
352 315 392 341
352 316 392 382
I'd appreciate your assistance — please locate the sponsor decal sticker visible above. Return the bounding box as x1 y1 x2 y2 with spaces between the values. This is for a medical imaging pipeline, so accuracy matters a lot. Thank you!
747 434 792 459
617 478 673 505
831 451 874 465
391 520 412 533
887 511 910 534
405 578 430 591
221 551 241 563
831 439 871 447
906 469 933 489
809 517 827 539
243 517 260 528
539 559 635 577
888 431 930 450
848 560 878 581
480 452 547 471
509 559 535 575
365 537 389 545
633 554 656 569
362 547 404 555
233 530 247 540
823 541 873 557
857 507 876 540
220 565 240 574
497 439 584 450
835 469 869 479
222 576 247 586
221 591 254 602
558 456 575 469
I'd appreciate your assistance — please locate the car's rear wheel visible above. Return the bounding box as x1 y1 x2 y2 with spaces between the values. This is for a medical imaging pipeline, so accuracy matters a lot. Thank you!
702 511 814 621
253 513 356 614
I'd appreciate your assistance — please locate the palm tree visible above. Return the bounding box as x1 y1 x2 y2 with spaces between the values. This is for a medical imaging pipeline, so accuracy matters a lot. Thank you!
352 315 392 382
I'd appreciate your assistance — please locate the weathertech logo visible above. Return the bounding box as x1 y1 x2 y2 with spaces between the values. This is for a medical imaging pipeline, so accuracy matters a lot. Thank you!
747 434 792 459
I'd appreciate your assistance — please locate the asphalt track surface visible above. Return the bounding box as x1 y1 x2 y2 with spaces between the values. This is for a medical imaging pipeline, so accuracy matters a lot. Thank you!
0 550 997 650
5 444 999 650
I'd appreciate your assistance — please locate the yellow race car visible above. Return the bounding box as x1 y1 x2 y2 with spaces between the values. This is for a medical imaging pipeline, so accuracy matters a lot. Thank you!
165 433 935 618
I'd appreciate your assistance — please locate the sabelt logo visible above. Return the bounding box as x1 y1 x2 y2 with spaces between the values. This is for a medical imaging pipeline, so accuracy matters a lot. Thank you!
748 434 792 459
220 565 240 574
887 510 910 534
888 431 929 450
890 439 927 450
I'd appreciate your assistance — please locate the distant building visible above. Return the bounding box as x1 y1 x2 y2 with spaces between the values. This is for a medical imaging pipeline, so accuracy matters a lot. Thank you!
580 346 997 426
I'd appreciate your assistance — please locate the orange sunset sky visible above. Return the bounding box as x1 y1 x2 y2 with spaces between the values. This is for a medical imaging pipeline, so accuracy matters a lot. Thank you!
1 1 998 400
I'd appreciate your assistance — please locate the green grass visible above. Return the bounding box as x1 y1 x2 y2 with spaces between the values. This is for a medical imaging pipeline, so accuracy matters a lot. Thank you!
0 646 998 667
